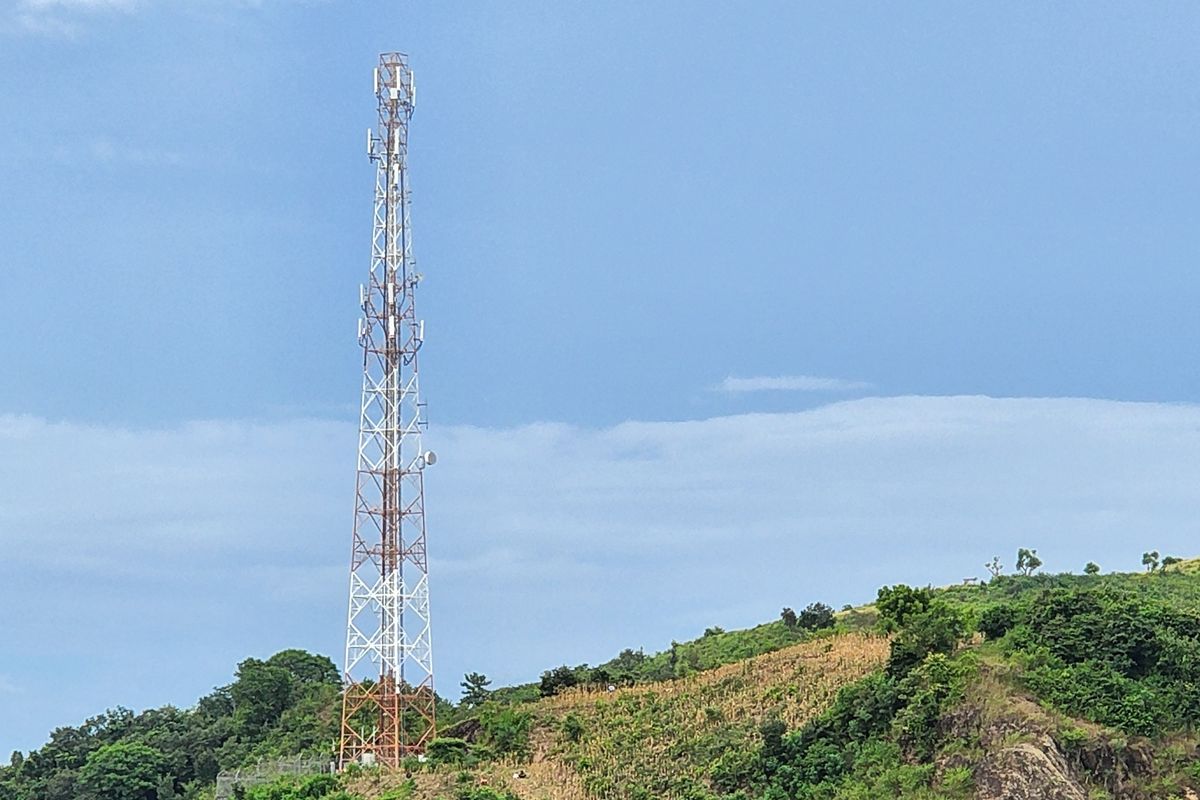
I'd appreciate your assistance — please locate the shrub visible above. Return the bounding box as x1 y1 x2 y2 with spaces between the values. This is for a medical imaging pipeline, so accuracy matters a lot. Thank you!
977 604 1018 640
875 585 934 631
886 603 967 677
797 603 835 632
425 737 469 766
538 666 578 697
477 706 532 758
561 713 585 744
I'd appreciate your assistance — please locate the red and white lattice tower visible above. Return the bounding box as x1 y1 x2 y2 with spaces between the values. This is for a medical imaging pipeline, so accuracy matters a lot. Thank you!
339 52 436 768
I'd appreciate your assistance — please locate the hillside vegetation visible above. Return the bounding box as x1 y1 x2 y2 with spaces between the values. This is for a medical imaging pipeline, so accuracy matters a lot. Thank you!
5 555 1200 800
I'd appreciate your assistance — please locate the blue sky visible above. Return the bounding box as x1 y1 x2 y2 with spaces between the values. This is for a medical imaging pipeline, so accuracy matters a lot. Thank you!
2 0 1200 757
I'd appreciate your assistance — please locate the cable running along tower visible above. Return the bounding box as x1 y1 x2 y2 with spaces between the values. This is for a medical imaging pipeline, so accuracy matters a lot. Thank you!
340 52 436 768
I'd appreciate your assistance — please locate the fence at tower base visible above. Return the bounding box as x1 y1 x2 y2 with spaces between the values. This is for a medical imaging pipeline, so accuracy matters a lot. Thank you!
214 756 332 799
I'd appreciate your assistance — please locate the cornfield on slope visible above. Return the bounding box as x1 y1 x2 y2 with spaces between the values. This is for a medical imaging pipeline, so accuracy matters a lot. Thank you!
537 631 890 800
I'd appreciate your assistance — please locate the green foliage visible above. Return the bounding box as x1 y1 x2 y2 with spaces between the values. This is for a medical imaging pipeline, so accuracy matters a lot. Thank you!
425 738 470 767
477 706 532 758
984 586 1200 735
560 713 585 744
780 608 798 629
485 615 823 711
459 673 491 708
976 603 1017 641
241 773 351 800
264 651 340 689
886 603 967 678
231 659 297 735
538 666 579 697
719 607 973 800
1016 548 1043 577
451 787 517 800
0 650 341 800
9 561 1200 800
377 781 416 800
875 585 934 632
796 603 835 632
79 742 168 800
1084 562 1101 576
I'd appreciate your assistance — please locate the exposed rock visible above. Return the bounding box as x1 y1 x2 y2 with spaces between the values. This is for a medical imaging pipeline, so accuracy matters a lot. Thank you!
974 734 1086 800
942 674 1163 800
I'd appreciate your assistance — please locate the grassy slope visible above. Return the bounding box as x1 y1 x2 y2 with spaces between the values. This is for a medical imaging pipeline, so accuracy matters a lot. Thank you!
9 560 1198 800
353 560 1200 800
356 633 890 800
546 632 890 799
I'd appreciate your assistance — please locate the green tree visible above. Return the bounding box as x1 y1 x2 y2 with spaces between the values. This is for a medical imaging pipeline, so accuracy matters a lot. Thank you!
230 659 295 735
780 607 798 629
607 648 645 684
1084 562 1100 575
875 585 933 631
264 650 340 688
1162 555 1182 571
538 666 578 697
1142 550 1160 572
460 672 492 708
797 602 835 631
1016 548 1042 576
984 556 1003 579
886 602 967 677
154 775 177 800
78 742 166 800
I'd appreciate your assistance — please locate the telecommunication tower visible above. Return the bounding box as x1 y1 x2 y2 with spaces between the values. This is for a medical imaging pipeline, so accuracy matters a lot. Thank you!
339 52 436 768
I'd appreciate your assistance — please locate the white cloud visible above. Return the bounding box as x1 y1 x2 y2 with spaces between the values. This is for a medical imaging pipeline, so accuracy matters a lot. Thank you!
4 0 314 36
716 374 872 393
20 0 136 10
3 395 1200 754
4 0 131 36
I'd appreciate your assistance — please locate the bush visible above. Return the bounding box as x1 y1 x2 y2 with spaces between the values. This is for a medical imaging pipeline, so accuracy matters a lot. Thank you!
989 587 1200 736
797 603 835 632
79 742 167 800
242 773 344 800
538 666 578 697
477 706 532 758
875 585 934 631
425 738 469 766
886 603 967 677
977 604 1018 640
561 714 585 744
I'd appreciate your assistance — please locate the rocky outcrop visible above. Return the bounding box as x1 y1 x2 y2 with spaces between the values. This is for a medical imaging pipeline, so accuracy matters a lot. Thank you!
943 681 1159 800
974 735 1086 800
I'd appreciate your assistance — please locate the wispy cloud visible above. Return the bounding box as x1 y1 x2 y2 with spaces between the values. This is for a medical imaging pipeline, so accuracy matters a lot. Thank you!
53 138 187 167
20 0 136 10
4 396 1200 755
4 0 314 37
716 374 872 393
5 0 136 36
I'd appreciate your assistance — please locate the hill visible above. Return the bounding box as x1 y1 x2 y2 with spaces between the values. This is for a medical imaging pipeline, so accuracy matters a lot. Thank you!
5 555 1200 800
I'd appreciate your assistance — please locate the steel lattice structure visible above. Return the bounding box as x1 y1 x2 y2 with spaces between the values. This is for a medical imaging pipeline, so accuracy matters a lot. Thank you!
339 52 436 769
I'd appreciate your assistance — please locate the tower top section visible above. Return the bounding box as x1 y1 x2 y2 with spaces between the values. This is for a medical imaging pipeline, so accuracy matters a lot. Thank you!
374 52 416 119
